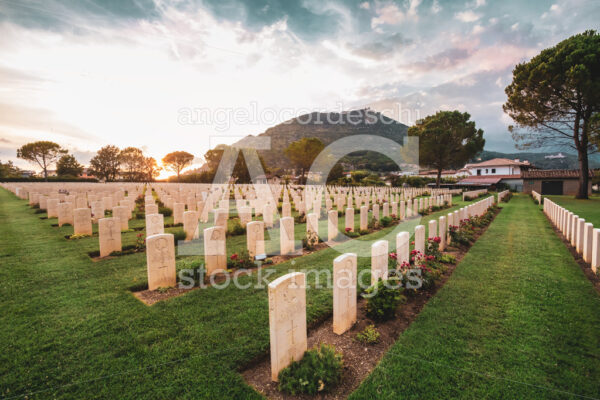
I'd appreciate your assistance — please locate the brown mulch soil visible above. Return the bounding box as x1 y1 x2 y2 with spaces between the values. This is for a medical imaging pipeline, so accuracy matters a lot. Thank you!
241 207 501 400
545 212 600 294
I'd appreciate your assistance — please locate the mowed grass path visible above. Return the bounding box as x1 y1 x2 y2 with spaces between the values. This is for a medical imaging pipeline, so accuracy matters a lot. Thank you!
0 188 479 399
546 195 600 227
350 194 600 399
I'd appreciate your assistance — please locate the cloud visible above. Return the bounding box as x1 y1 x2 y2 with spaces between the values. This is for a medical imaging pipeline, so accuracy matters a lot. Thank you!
472 24 484 34
359 2 370 10
431 0 441 14
371 3 405 28
454 10 482 22
0 137 11 143
404 47 474 72
346 33 412 60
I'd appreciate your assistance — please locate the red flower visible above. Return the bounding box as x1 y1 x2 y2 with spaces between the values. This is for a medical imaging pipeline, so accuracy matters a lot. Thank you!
230 254 238 260
411 241 415 245
433 236 441 244
345 227 352 233
389 252 397 259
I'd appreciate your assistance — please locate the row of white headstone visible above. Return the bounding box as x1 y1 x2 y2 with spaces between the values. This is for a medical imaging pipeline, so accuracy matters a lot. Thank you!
267 194 496 381
462 188 488 201
497 190 510 202
544 199 600 272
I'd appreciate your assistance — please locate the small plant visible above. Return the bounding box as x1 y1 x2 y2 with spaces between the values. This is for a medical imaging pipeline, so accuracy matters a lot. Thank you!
278 344 343 395
358 229 370 235
380 216 392 227
294 214 307 224
368 217 378 230
156 287 170 294
363 278 405 321
302 230 319 250
227 250 255 269
356 324 380 344
440 254 456 264
159 206 172 217
172 228 186 243
69 233 90 240
227 219 246 236
426 237 442 261
135 233 146 251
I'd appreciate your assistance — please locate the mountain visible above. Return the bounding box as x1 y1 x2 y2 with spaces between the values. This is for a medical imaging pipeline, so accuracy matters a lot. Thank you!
473 150 600 170
231 109 599 173
232 109 408 171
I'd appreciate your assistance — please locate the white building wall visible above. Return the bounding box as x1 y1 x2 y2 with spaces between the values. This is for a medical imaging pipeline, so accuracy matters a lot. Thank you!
467 165 521 176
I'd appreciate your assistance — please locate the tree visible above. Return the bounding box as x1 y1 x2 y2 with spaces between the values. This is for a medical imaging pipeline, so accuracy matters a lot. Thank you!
119 147 146 181
326 162 344 183
284 137 325 184
143 157 161 182
162 151 195 181
503 30 600 199
56 154 83 177
203 146 268 183
408 111 485 187
0 160 22 178
16 141 66 180
89 145 121 182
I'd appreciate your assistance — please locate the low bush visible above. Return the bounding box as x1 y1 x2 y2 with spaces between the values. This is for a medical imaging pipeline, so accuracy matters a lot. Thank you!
159 206 172 217
440 254 456 264
302 230 319 250
380 216 392 227
278 344 343 395
227 219 246 236
363 278 405 321
227 250 255 269
356 324 380 344
172 229 186 243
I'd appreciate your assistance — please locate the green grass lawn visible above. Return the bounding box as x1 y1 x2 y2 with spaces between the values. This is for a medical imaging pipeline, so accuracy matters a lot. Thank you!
350 194 600 399
545 195 600 227
0 188 487 399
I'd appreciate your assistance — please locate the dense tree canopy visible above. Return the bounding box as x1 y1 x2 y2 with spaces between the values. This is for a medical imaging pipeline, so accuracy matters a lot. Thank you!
408 110 485 187
504 30 600 198
89 145 121 182
162 151 195 181
16 141 66 180
119 147 146 181
204 146 268 184
56 155 83 177
284 137 325 184
143 157 161 182
0 160 22 178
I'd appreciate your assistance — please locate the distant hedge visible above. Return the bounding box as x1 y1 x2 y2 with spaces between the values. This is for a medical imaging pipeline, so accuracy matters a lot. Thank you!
0 177 99 183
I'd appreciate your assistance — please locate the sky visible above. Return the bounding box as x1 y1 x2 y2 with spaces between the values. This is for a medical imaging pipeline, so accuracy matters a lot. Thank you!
0 0 598 176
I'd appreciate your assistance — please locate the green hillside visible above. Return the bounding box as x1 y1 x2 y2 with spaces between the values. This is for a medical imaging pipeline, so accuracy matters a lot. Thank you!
233 109 409 171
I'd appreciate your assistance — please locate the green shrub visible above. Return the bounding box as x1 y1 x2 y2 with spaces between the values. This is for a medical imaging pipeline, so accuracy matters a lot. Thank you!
356 324 380 344
363 278 405 321
440 254 456 264
172 229 186 242
159 206 172 217
278 344 343 395
227 219 246 236
380 216 392 227
358 229 370 235
302 230 319 250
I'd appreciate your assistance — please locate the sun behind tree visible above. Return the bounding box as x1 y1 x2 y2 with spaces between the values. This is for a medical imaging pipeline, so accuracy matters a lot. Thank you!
162 151 195 181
